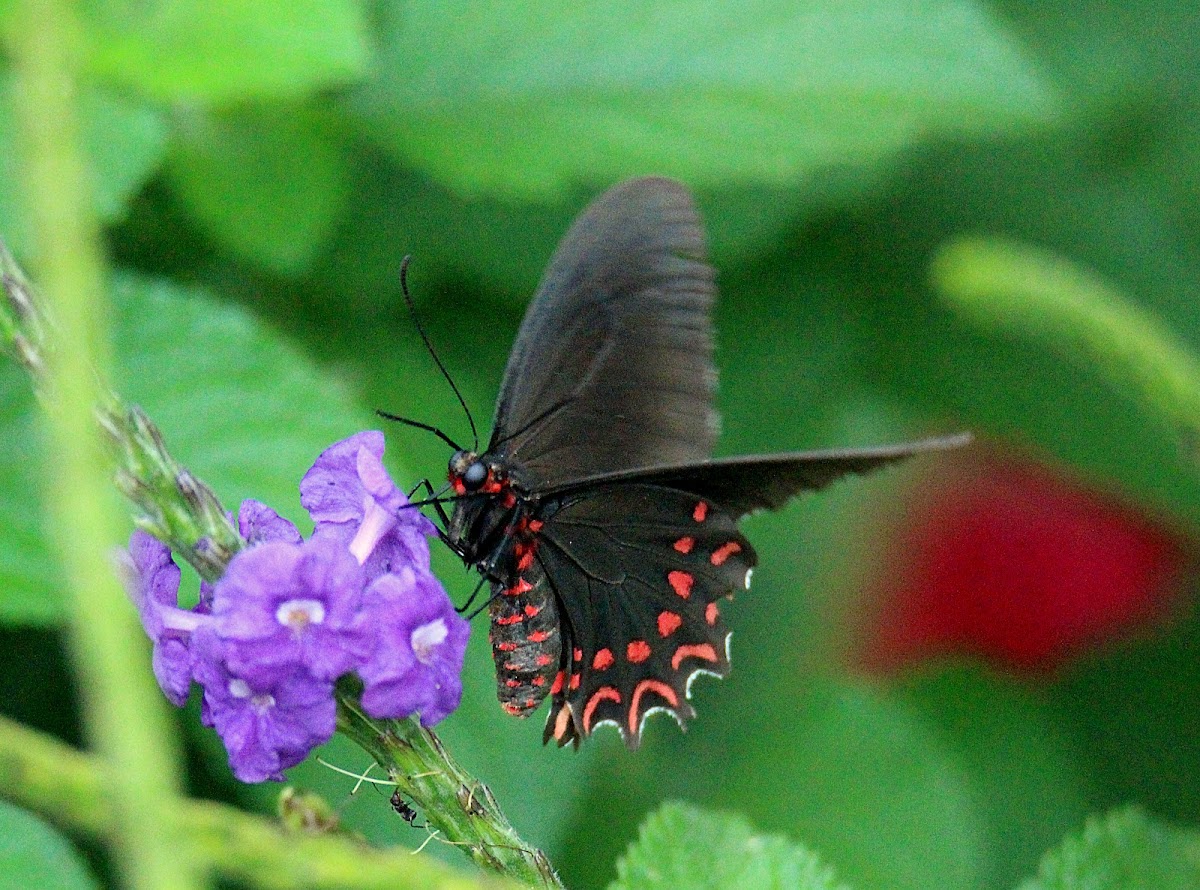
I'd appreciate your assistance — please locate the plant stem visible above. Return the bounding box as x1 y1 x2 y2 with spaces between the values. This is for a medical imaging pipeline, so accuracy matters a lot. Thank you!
0 715 519 890
6 3 199 888
338 696 564 888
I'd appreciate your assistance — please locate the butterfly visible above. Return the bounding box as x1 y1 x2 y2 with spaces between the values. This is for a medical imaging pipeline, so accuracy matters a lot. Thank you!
438 177 967 749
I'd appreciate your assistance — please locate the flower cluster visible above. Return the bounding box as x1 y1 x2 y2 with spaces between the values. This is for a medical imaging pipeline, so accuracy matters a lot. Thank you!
121 432 469 783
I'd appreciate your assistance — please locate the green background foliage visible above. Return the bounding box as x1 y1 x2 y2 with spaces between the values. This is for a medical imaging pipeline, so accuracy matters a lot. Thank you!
2 2 1199 888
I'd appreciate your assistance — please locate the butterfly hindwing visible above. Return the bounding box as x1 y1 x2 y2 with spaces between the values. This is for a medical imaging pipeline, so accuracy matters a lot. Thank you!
534 485 755 748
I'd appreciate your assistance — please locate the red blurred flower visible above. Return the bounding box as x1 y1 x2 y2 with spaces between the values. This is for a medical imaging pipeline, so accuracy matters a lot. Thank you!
856 449 1193 675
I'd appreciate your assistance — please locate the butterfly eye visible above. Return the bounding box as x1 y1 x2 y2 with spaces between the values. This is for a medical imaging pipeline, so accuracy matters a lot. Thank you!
461 461 489 491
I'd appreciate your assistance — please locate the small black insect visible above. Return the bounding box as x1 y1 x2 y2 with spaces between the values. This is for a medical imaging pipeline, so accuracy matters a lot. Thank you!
411 177 966 749
390 790 424 829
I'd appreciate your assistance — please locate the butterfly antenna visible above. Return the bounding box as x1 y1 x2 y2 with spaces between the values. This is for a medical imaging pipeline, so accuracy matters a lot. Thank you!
376 410 463 452
399 256 479 452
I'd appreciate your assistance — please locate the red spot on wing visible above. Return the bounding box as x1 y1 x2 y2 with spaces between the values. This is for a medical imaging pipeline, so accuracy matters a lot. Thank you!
524 604 541 617
528 519 544 532
502 490 517 508
657 611 682 637
711 541 743 566
629 680 679 733
705 602 719 626
502 703 523 715
583 686 622 733
569 673 580 690
668 570 694 599
528 630 549 643
593 648 615 670
573 648 583 661
693 501 708 522
552 703 573 740
627 640 651 663
674 536 696 554
550 671 564 695
532 675 545 687
535 653 554 667
495 612 524 626
672 643 719 670
517 549 535 571
496 642 517 652
504 577 533 597
505 678 520 688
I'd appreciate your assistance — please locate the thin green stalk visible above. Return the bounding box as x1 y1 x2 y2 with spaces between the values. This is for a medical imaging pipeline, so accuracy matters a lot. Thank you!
7 2 198 888
337 695 563 887
0 715 517 890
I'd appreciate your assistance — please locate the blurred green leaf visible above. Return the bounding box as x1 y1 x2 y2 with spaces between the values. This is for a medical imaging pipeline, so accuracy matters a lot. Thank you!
349 0 1060 198
0 80 167 258
932 237 1200 471
895 666 1092 889
1018 807 1200 890
315 164 842 303
166 106 351 276
0 274 373 626
78 0 369 104
0 800 98 890
110 274 373 525
611 802 847 890
0 365 59 625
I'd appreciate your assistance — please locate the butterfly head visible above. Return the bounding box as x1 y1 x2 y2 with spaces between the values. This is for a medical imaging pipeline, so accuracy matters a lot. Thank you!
448 449 509 497
446 450 520 566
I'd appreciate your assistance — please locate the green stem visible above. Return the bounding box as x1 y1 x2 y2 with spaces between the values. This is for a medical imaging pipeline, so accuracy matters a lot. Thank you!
7 2 199 889
337 695 563 888
0 715 519 890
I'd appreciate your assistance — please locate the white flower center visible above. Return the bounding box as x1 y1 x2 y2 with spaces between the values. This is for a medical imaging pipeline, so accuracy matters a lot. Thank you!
229 679 251 699
276 599 326 633
411 618 448 664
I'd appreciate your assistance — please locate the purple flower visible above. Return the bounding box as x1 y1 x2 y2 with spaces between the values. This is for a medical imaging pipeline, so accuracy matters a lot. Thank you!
358 569 469 726
193 634 335 783
299 431 436 579
210 535 375 687
122 430 471 785
238 499 302 546
122 530 209 706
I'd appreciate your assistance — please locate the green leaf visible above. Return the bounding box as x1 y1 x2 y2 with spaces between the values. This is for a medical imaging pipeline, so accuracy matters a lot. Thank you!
611 802 847 890
349 0 1060 198
109 274 374 525
1019 807 1200 890
0 80 167 257
79 0 369 104
0 274 373 626
166 106 351 276
0 800 99 890
931 237 1200 473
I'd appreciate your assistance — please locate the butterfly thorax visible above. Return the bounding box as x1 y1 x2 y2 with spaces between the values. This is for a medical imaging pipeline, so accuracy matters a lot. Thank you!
447 450 564 717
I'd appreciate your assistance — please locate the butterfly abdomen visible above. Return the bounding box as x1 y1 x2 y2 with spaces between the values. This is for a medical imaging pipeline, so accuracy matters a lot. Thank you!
488 558 561 716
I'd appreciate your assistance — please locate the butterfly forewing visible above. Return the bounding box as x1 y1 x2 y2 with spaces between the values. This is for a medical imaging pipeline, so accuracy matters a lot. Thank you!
489 177 719 488
534 486 755 748
542 434 974 517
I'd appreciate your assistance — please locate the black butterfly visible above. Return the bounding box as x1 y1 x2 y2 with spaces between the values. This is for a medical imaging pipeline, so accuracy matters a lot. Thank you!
439 177 966 749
